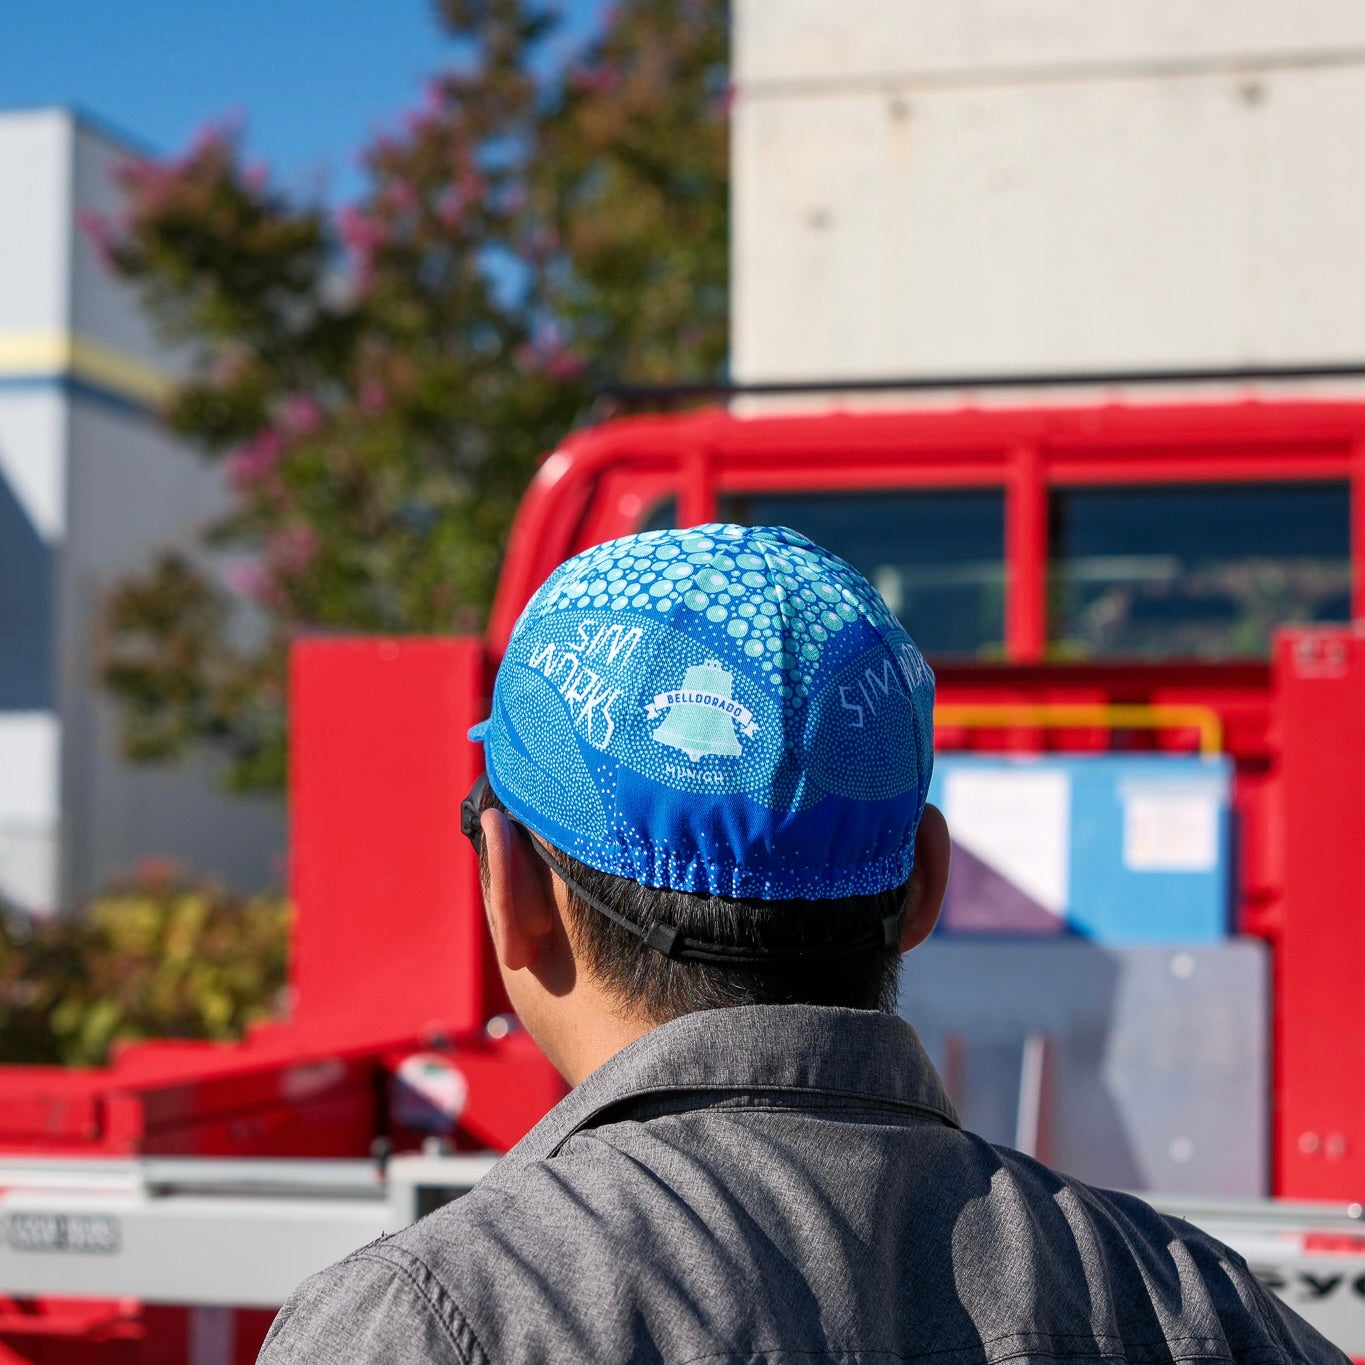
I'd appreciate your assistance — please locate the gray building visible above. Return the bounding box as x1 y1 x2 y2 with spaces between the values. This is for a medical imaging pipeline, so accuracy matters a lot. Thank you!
0 108 282 914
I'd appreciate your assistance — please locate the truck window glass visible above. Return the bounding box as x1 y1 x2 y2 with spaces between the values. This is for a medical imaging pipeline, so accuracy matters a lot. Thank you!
642 497 677 532
1049 481 1350 660
718 491 1005 658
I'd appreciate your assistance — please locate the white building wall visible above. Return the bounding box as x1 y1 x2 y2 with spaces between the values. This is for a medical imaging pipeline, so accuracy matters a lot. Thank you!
0 113 71 910
0 390 64 909
732 1 1365 381
0 110 72 335
70 119 185 377
0 714 60 910
61 397 284 895
0 110 283 913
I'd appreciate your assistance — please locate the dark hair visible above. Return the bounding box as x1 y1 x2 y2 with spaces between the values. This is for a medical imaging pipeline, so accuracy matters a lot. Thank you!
479 787 907 1022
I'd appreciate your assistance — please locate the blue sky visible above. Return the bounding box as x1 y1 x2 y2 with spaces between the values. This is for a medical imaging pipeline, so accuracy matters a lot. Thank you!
3 0 605 203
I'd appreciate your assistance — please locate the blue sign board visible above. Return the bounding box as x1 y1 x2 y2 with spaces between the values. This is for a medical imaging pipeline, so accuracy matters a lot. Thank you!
927 754 1233 943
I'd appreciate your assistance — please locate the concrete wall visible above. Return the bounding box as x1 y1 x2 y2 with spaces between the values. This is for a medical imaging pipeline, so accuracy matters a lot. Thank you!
732 1 1365 381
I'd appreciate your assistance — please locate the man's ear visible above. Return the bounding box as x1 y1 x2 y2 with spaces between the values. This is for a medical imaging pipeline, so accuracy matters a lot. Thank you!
479 808 557 971
899 803 950 953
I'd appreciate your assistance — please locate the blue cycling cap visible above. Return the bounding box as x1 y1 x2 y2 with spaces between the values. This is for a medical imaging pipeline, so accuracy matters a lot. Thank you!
469 524 935 901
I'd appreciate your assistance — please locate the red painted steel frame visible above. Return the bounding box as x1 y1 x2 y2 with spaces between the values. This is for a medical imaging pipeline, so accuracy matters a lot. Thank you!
1272 626 1365 1200
0 638 564 1359
0 637 560 1165
492 398 1365 662
1006 441 1047 663
289 638 494 1045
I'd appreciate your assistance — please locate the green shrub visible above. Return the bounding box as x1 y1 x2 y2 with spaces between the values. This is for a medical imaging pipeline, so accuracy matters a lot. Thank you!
0 868 290 1066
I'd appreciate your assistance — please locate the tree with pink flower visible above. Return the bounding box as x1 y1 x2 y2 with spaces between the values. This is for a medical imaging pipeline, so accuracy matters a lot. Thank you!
95 0 727 792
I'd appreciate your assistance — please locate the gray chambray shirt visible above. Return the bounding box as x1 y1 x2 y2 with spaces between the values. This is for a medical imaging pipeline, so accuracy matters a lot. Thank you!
259 1005 1345 1364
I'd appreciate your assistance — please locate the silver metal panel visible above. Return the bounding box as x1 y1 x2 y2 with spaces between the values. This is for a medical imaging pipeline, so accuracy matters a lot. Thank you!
898 939 1270 1196
0 1154 495 1306
0 1190 388 1307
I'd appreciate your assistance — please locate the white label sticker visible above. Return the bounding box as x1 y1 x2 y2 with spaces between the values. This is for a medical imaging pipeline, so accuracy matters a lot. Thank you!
1122 790 1219 872
7 1212 120 1254
944 768 1071 915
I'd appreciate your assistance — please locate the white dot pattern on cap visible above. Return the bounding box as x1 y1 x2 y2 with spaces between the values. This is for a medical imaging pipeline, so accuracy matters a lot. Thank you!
539 524 906 723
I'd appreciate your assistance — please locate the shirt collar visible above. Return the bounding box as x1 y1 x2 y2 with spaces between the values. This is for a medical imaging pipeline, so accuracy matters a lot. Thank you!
509 1004 960 1161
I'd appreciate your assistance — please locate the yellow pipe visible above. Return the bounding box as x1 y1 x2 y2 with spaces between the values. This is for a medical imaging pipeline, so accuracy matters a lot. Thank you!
934 702 1223 757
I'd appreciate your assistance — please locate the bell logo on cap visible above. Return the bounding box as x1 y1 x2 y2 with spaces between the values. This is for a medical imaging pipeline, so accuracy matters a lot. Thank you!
647 661 759 762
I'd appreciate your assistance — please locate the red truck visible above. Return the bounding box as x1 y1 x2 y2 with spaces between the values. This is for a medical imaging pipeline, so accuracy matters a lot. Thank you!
0 396 1361 1363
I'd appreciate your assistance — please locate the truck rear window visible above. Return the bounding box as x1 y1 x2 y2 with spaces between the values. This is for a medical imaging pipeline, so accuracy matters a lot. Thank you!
718 490 1005 658
1049 481 1350 660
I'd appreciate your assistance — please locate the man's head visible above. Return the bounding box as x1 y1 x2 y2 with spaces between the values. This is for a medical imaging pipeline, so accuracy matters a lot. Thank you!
466 525 949 1079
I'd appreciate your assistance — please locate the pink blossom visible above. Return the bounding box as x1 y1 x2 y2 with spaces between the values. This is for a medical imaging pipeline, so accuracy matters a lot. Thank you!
226 429 285 491
225 559 287 609
456 171 488 205
76 207 120 268
159 119 239 184
337 206 388 292
337 206 388 254
223 559 269 600
436 188 466 229
281 394 325 437
268 525 320 576
513 330 586 383
113 157 178 215
358 380 389 414
405 108 439 140
212 350 252 386
188 114 242 160
546 348 587 383
568 65 620 96
242 159 270 193
113 156 160 193
385 180 419 215
423 79 449 115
